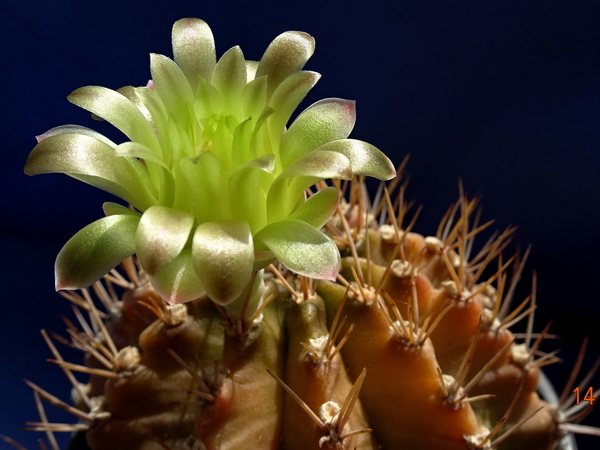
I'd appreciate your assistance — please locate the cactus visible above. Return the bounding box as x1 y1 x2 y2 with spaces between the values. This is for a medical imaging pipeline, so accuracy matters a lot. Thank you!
8 17 599 450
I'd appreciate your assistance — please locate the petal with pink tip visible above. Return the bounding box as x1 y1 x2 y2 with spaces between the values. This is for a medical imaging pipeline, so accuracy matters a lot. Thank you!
255 219 340 281
55 214 139 290
279 98 356 168
192 221 254 306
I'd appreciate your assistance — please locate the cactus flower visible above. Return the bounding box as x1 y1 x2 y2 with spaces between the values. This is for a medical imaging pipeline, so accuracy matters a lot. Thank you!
24 18 395 306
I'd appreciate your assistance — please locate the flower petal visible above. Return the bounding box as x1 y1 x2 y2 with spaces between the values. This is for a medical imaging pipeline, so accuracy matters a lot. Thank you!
315 139 396 181
268 70 321 153
255 219 340 280
178 152 221 222
279 98 356 168
150 53 195 119
149 249 206 304
229 155 275 233
102 202 140 217
172 18 216 86
287 186 339 229
240 75 268 122
256 31 315 98
266 150 352 222
36 125 116 148
192 220 254 305
211 46 247 115
67 86 160 153
136 206 195 276
24 133 156 210
55 214 139 290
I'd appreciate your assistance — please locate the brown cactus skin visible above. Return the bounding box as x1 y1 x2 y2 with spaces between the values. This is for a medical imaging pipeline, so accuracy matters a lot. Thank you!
280 297 376 450
318 280 480 450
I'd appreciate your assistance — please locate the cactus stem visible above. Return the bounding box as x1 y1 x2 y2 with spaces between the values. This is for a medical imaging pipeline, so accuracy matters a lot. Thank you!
167 348 215 402
269 365 372 449
267 370 325 430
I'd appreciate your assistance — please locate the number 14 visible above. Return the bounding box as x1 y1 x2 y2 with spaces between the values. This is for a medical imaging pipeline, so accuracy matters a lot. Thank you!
573 387 596 405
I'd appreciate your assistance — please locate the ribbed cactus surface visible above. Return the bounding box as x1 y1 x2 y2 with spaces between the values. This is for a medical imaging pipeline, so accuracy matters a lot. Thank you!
21 180 593 450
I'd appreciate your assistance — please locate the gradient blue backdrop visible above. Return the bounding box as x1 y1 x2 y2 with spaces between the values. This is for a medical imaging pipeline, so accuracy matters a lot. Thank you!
1 0 599 448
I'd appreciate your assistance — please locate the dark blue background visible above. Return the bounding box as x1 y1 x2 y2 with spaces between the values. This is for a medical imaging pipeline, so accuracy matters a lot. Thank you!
1 0 599 448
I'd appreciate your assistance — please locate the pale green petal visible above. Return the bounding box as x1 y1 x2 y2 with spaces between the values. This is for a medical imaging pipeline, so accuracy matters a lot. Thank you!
287 186 339 229
36 125 116 148
149 249 206 304
68 86 160 153
279 98 356 168
194 76 224 117
102 202 141 217
192 220 254 305
253 251 276 271
229 155 275 232
116 86 155 127
266 150 352 222
240 75 268 121
256 31 315 98
134 86 169 144
150 53 195 119
177 152 221 222
24 134 156 210
114 142 168 169
55 214 139 290
245 60 259 82
172 18 216 85
255 219 340 281
268 70 321 152
136 206 195 275
212 46 247 115
315 139 396 181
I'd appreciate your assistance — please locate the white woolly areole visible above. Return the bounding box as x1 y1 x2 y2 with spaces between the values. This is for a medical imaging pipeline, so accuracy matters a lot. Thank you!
307 334 328 357
511 343 531 367
441 374 466 403
167 303 188 326
89 395 111 421
425 236 443 251
441 280 471 301
391 259 413 278
319 401 341 425
464 425 492 449
482 307 502 331
379 224 398 243
114 345 141 372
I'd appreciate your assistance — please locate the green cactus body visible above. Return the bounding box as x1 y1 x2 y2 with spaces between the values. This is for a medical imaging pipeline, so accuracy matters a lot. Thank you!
17 17 598 450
